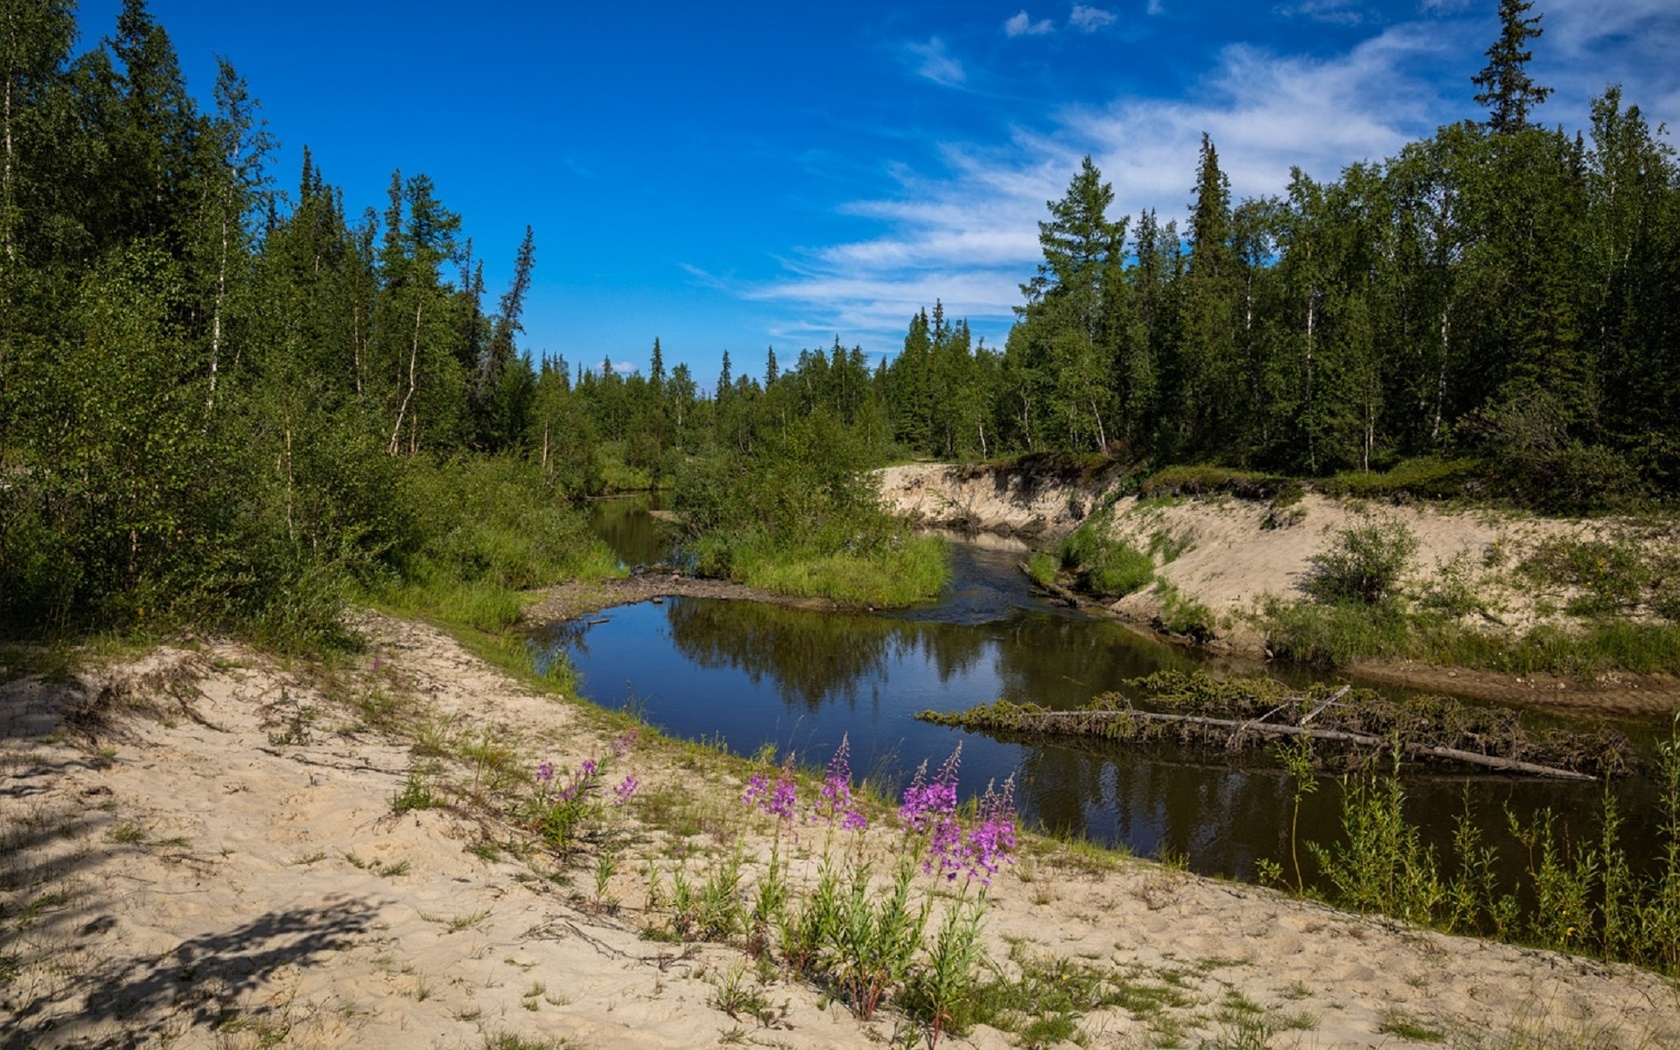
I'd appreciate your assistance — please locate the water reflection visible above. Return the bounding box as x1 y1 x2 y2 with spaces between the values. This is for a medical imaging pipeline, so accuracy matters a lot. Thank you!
547 511 1666 884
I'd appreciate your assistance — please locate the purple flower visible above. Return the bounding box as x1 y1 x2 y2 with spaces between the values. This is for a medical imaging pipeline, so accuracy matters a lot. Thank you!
898 744 961 834
965 776 1018 885
767 775 798 821
900 745 968 878
744 765 797 822
610 729 639 758
614 775 640 804
813 736 867 831
536 761 555 785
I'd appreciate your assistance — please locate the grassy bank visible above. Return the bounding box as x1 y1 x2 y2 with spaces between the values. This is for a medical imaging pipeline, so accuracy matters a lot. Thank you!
713 533 950 607
1260 520 1680 677
677 410 951 608
363 456 621 691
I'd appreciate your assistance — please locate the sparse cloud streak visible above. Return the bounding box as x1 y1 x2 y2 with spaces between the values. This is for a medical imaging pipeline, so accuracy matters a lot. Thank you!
906 37 966 87
1069 5 1117 32
753 20 1473 351
1005 11 1055 37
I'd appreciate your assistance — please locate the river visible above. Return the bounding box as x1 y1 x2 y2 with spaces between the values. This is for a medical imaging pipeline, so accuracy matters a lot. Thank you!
536 497 1669 885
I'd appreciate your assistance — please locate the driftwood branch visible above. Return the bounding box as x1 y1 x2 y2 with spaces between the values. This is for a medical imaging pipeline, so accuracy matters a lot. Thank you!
996 707 1596 781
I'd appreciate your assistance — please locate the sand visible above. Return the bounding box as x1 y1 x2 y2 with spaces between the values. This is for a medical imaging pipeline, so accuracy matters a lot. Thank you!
878 464 1680 716
4 613 1678 1050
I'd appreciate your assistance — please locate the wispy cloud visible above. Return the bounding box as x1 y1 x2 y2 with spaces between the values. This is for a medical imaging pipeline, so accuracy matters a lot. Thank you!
906 37 966 87
751 6 1678 354
1533 0 1680 130
1069 5 1117 33
1005 11 1055 37
752 22 1461 351
1275 0 1363 27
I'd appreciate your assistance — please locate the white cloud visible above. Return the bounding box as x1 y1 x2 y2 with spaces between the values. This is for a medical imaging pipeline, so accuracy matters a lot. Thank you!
1276 0 1363 27
1146 0 1164 15
1069 5 1117 33
1526 0 1680 133
906 38 966 87
1005 11 1055 37
752 7 1678 354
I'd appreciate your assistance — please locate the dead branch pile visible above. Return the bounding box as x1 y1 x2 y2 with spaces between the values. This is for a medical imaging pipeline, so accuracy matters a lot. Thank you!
917 671 1635 780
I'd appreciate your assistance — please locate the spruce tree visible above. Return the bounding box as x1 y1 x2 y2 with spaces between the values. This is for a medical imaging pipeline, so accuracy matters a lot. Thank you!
1472 0 1552 135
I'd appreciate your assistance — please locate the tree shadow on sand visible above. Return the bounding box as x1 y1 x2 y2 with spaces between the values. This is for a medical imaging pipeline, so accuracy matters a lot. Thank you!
3 899 378 1049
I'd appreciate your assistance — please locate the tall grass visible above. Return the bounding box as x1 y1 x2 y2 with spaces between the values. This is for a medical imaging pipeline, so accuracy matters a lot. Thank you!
368 456 619 689
1058 514 1155 598
1263 599 1680 676
722 533 950 607
1294 722 1680 976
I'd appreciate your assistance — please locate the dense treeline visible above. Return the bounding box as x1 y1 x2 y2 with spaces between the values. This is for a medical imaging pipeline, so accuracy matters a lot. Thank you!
0 0 608 639
5 0 1677 638
551 3 1680 513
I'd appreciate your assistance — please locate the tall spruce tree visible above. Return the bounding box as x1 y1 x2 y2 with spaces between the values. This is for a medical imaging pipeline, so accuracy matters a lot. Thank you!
1472 0 1552 135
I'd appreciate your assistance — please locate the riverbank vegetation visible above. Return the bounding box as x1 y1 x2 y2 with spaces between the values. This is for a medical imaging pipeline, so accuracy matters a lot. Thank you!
922 673 1680 977
1258 520 1680 675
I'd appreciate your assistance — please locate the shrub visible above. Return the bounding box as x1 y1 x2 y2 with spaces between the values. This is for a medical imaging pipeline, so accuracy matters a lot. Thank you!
1057 518 1154 598
1139 465 1301 504
1317 457 1481 502
1304 521 1417 605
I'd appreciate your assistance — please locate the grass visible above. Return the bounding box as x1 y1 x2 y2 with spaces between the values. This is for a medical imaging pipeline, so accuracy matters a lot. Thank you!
1262 595 1680 675
1378 1009 1446 1042
1316 456 1482 502
724 533 950 607
1140 465 1302 504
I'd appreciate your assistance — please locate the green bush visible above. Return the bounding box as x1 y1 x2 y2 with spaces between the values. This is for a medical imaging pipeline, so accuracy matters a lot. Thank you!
1304 521 1417 605
672 409 948 607
1139 465 1301 504
1058 518 1154 598
1317 457 1482 502
1519 536 1651 614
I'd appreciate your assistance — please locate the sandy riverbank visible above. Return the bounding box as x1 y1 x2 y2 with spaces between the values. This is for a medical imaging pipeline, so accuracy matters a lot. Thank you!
4 615 1678 1049
878 464 1680 717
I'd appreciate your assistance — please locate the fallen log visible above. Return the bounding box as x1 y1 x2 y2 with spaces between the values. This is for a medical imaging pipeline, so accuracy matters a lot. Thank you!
1018 562 1081 607
936 705 1596 781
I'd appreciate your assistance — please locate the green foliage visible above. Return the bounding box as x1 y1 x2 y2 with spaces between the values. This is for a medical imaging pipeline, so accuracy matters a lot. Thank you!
1293 725 1680 976
827 860 929 1020
900 896 989 1046
1139 466 1302 504
1154 581 1215 640
1025 550 1058 589
1317 457 1482 502
1309 755 1444 924
1058 516 1154 598
1519 536 1651 615
1303 521 1417 605
675 409 948 606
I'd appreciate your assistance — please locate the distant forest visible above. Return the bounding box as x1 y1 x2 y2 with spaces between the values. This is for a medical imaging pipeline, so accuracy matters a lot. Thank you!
3 0 1677 635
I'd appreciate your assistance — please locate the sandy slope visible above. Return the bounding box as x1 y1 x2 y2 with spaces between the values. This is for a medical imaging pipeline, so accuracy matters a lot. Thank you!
4 617 1678 1049
878 464 1680 715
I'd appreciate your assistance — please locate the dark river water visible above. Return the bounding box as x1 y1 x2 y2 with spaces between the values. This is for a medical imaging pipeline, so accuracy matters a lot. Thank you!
538 498 1670 884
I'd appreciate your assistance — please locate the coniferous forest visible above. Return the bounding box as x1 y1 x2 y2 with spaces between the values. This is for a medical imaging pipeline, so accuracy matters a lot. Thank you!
3 0 1679 641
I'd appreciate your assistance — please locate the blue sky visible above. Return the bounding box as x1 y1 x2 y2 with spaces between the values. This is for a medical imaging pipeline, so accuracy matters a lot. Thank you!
78 1 1680 388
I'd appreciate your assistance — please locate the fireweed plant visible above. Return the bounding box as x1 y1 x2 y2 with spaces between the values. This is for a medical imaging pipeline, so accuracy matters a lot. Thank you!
524 729 640 857
665 738 1018 1039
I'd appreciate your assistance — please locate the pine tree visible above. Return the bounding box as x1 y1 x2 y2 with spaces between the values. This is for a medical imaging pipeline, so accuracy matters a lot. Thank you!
1472 0 1552 135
